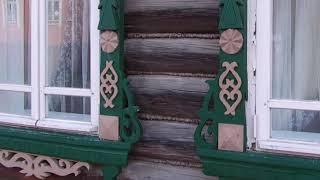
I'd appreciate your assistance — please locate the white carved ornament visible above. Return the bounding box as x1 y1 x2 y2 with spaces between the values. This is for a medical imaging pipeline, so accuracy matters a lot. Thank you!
219 62 242 116
100 31 119 53
100 61 119 108
0 150 90 179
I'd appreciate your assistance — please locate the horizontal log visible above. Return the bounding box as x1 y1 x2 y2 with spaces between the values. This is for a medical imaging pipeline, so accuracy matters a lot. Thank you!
125 38 219 76
128 75 210 121
141 120 196 143
125 0 219 33
133 141 200 165
120 160 218 180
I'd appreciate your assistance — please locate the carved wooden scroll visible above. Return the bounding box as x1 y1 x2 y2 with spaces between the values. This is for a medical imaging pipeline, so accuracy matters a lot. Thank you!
219 62 242 116
100 61 119 108
0 150 89 179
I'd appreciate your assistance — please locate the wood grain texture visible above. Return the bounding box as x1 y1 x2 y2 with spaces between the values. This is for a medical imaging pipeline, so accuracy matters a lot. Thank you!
120 160 218 180
133 141 200 165
141 120 196 143
125 0 219 33
125 38 219 76
128 75 210 121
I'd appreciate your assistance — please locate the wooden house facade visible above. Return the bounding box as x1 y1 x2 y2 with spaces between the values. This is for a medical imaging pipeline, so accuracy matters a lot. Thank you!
0 0 320 180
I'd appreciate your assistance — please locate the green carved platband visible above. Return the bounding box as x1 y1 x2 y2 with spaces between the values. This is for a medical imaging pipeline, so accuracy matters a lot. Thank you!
99 0 142 144
194 0 247 150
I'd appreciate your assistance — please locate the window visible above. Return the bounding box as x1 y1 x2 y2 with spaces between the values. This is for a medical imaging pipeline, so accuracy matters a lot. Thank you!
0 0 99 132
47 0 59 24
6 0 17 24
256 0 320 154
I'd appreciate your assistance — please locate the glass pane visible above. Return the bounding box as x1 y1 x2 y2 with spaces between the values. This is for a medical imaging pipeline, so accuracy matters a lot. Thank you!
46 95 90 122
271 108 320 142
0 91 31 116
272 0 320 101
46 0 90 88
0 0 31 85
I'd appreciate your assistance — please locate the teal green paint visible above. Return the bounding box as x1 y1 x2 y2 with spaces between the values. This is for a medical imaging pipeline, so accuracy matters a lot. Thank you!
194 0 247 151
195 0 320 179
0 1 141 180
99 0 142 144
219 0 244 29
198 149 320 180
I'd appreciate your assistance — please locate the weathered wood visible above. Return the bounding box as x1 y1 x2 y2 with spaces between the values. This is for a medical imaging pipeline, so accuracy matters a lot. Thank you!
128 75 210 121
119 160 218 180
125 0 219 33
141 120 196 143
125 38 219 76
133 141 200 164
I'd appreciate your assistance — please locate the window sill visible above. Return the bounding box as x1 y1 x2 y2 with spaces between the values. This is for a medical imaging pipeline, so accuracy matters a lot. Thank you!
257 138 320 156
0 125 132 179
197 148 320 179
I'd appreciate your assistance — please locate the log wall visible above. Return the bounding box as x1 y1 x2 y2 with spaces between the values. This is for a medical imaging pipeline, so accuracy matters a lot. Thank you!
0 0 220 179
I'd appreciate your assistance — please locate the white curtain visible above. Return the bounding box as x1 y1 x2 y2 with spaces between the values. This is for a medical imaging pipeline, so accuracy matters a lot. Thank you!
47 0 90 116
272 0 320 133
0 0 31 115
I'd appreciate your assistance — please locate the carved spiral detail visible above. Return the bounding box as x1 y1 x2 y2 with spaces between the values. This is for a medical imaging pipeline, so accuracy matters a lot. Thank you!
0 150 90 179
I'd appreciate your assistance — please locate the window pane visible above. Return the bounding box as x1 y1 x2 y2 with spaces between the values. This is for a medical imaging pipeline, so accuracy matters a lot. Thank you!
272 0 320 101
47 95 90 122
46 0 90 88
0 91 31 116
0 0 31 85
271 108 320 142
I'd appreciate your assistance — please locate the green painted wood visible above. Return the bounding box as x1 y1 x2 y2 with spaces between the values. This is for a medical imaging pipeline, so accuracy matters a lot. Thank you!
195 1 320 179
0 126 130 166
194 0 247 150
198 149 320 180
99 0 142 144
0 1 142 179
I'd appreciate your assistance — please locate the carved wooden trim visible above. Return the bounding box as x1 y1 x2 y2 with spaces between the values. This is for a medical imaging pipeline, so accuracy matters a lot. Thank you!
100 31 119 53
0 150 90 179
219 29 243 55
100 61 119 108
219 62 242 116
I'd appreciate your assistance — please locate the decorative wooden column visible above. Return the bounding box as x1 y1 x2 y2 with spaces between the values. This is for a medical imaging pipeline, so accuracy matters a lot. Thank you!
194 0 247 153
98 0 142 144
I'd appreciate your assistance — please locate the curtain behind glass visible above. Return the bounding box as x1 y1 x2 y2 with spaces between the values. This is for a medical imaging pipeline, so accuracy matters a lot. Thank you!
0 0 31 115
272 0 320 133
47 0 90 117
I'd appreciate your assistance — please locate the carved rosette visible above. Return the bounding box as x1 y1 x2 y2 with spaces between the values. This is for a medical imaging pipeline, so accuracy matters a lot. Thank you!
219 29 243 54
100 31 119 53
100 61 119 108
0 150 90 179
219 62 242 116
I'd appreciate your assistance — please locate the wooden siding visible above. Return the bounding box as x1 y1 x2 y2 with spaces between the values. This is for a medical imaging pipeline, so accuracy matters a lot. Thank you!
0 0 219 179
123 0 219 179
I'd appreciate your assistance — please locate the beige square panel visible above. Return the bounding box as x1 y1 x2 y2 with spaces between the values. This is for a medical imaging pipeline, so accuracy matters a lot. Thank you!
99 115 119 141
218 123 244 152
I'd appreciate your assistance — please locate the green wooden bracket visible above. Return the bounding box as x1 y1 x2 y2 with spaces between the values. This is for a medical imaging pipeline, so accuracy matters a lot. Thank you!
0 1 142 179
98 0 142 144
194 0 247 151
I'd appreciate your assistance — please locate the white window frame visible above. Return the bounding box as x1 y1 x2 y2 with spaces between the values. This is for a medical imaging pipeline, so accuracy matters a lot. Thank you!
0 0 100 133
255 0 320 155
